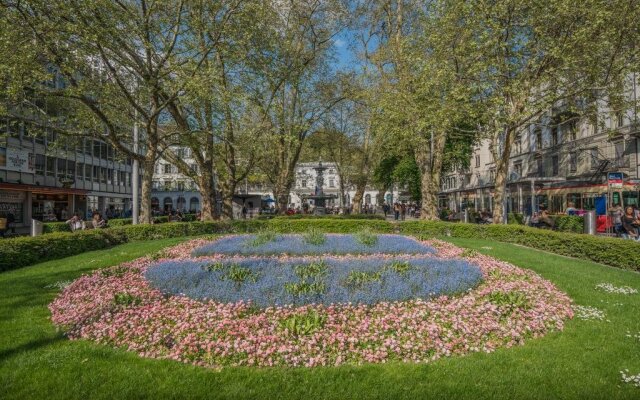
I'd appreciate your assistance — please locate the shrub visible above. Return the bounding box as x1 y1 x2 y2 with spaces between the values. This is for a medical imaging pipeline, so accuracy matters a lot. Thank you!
399 221 640 271
42 214 198 233
42 222 72 233
354 228 379 247
263 214 385 220
0 230 128 272
554 215 584 233
302 228 326 245
8 218 638 273
507 212 583 233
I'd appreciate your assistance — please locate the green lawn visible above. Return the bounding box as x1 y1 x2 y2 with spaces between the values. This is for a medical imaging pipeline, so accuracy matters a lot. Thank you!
1 236 639 399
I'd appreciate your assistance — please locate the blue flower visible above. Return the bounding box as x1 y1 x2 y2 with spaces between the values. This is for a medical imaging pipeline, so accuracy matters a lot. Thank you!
145 256 482 308
191 234 436 257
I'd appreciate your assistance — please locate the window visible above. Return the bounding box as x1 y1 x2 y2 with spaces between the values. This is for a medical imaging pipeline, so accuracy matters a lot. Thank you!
46 156 55 177
329 178 335 188
85 164 92 181
164 164 172 174
35 154 45 175
489 169 495 182
616 112 624 128
119 171 127 186
57 158 66 177
513 162 522 178
46 129 57 144
84 139 92 155
590 148 599 170
552 155 559 176
514 135 522 154
615 141 626 168
568 122 577 141
551 127 559 146
177 181 185 191
107 168 113 185
67 160 75 178
190 163 198 173
475 155 480 168
93 141 101 158
535 129 543 150
569 152 577 173
301 179 307 188
100 167 107 183
152 181 160 190
537 157 544 177
176 148 185 158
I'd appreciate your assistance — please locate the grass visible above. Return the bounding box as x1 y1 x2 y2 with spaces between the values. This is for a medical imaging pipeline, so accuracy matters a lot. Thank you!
0 236 639 399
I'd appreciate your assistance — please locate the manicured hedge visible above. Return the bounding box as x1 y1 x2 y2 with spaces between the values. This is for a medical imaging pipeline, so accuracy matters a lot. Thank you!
263 214 386 220
399 221 640 272
5 218 638 273
507 212 584 233
1 219 393 271
42 214 199 233
0 230 129 272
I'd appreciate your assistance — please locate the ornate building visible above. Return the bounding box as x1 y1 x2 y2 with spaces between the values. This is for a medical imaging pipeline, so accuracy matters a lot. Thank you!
440 77 640 216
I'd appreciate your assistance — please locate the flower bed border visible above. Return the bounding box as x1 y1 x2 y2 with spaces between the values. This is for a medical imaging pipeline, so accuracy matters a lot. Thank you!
49 237 573 368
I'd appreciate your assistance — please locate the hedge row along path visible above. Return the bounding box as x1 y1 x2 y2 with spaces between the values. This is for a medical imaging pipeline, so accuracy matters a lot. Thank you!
1 220 638 272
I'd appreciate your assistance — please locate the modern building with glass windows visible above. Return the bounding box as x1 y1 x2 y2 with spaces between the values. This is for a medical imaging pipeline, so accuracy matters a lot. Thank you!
0 119 138 230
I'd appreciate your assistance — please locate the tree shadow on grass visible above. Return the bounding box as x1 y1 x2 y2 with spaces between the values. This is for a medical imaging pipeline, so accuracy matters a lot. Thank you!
0 335 65 362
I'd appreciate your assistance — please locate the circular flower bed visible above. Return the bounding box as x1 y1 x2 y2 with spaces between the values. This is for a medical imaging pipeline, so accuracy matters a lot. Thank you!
49 238 573 368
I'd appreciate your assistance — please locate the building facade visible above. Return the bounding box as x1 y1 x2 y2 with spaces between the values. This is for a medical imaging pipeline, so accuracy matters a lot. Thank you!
151 156 400 217
288 162 398 209
440 79 640 216
0 119 138 230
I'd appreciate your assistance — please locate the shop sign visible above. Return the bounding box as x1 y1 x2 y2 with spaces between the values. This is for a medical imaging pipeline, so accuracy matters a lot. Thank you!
0 190 26 203
1 147 35 173
608 172 624 189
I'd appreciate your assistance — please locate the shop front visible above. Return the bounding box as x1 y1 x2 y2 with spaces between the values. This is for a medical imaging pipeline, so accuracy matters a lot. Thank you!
0 182 88 226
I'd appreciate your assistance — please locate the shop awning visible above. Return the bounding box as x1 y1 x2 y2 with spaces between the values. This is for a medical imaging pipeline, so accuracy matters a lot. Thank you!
0 182 88 195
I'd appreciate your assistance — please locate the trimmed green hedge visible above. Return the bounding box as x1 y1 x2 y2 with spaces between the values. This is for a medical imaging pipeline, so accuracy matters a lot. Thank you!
42 214 199 233
399 221 640 272
507 212 584 233
0 230 129 271
257 214 385 220
5 219 638 273
1 219 393 271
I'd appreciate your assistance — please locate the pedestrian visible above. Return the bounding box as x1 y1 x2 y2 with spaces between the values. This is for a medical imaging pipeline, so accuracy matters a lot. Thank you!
66 213 83 232
6 211 15 234
400 203 406 221
394 203 400 221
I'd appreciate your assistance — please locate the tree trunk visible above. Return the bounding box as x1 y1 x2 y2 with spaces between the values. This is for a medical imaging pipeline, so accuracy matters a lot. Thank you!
339 180 347 208
492 152 510 224
139 156 155 224
415 133 445 221
218 179 237 220
221 192 234 220
196 170 216 221
492 127 515 224
274 185 289 214
375 185 387 206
